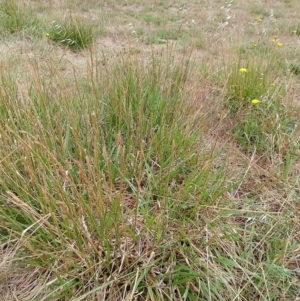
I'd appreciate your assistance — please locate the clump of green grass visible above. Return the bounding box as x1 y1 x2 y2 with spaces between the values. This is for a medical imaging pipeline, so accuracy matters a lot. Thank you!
47 17 95 50
224 59 275 114
223 57 297 154
290 63 300 76
0 54 233 300
232 97 296 153
0 0 41 35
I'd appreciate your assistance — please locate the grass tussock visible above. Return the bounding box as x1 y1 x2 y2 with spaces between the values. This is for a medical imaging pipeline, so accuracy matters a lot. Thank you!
0 54 232 300
222 56 297 155
46 18 95 50
0 0 41 36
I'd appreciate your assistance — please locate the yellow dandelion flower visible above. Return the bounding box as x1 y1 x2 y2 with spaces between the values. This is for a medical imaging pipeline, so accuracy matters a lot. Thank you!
253 43 257 48
277 42 283 47
270 83 275 87
239 68 247 73
46 33 50 37
252 99 260 105
256 17 262 22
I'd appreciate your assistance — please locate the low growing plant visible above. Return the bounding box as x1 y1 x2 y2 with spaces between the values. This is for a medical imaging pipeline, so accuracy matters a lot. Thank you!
224 58 276 114
0 54 233 300
233 97 295 153
290 63 300 76
47 17 95 50
0 0 41 35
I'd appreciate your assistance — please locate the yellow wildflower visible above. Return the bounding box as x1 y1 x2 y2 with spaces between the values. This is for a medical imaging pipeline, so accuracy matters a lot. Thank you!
256 17 262 22
252 99 260 105
277 42 283 47
46 33 50 37
239 68 247 73
292 30 297 34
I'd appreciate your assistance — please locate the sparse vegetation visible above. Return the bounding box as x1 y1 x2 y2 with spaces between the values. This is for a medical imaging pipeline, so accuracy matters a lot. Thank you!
0 0 300 300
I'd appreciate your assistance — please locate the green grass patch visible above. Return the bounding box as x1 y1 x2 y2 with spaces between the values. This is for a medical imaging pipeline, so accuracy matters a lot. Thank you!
46 17 95 50
0 54 233 299
0 0 42 35
232 98 296 153
290 63 300 76
224 58 277 114
224 57 296 154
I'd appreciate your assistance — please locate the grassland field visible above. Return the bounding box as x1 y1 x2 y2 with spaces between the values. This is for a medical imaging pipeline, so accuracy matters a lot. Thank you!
0 0 300 300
